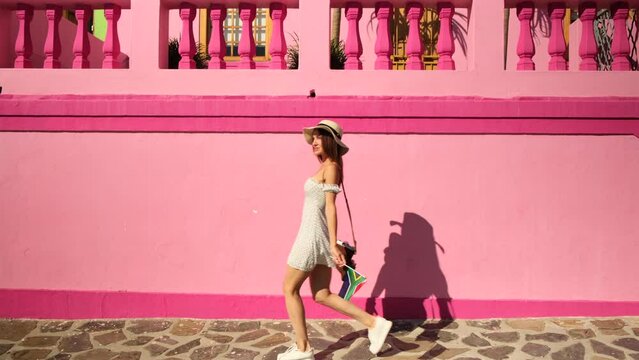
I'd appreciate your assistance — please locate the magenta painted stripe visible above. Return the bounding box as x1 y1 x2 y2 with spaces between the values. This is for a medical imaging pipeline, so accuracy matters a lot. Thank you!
2 95 639 134
2 289 639 320
1 116 638 135
1 95 639 118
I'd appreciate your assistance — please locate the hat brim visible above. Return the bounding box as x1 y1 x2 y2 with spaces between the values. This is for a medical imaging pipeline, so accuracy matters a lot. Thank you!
303 126 349 155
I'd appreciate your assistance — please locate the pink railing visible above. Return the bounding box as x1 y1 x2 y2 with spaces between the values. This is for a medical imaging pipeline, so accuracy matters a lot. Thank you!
336 1 460 70
3 0 638 71
506 0 637 71
172 1 290 69
0 0 638 96
4 0 130 69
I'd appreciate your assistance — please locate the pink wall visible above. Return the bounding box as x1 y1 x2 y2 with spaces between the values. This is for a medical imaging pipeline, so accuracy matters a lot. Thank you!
1 109 638 319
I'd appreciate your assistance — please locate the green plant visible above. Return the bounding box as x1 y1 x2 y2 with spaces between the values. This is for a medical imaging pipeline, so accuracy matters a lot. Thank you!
330 38 347 69
286 33 347 70
286 34 299 69
168 38 211 69
168 38 181 69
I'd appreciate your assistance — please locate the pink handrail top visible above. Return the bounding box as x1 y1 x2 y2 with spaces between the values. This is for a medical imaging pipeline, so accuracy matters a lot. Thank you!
0 0 130 9
162 0 299 7
330 0 471 7
503 0 639 7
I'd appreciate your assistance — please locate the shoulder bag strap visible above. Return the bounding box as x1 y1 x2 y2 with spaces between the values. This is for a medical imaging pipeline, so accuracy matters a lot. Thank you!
341 180 357 250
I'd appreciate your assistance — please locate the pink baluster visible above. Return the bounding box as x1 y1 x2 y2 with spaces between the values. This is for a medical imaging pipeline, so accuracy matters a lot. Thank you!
73 5 92 69
44 4 62 68
548 3 567 70
269 2 287 69
239 3 256 69
102 4 122 69
14 3 34 68
208 5 227 69
611 2 631 71
516 2 535 70
179 3 196 69
578 2 597 71
405 2 424 70
344 2 363 70
374 2 392 70
436 2 455 70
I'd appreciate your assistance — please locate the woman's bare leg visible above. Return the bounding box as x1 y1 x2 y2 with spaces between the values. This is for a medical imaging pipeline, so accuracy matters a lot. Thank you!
283 266 311 351
309 265 376 328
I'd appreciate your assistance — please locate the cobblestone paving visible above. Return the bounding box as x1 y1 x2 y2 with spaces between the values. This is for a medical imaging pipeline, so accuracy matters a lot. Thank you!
1 317 638 359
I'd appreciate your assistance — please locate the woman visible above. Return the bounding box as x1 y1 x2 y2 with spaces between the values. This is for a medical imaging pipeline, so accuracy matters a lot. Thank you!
279 120 392 360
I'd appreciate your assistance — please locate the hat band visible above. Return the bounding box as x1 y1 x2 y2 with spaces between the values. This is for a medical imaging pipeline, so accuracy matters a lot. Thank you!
317 124 342 139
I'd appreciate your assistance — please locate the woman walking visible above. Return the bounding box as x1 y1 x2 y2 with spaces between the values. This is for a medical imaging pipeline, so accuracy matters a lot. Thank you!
279 120 392 360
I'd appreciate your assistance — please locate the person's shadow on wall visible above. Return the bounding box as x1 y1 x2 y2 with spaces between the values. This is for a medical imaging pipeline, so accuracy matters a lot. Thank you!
366 212 453 322
314 213 453 359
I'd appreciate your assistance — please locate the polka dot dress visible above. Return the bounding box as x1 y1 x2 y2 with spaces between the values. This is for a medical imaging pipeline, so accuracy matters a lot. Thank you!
287 178 341 272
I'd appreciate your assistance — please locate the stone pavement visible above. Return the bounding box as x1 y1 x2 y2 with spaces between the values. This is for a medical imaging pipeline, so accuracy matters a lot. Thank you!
1 317 639 360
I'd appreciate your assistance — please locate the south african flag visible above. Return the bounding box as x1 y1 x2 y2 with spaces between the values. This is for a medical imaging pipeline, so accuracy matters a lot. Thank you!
338 265 367 301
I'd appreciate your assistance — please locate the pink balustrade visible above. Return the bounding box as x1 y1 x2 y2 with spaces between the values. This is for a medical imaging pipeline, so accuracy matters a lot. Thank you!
269 3 287 69
516 2 535 70
239 3 257 69
579 2 598 71
344 2 363 70
611 2 631 71
436 2 456 70
208 5 227 69
547 2 567 71
43 4 61 68
178 3 196 69
13 3 33 68
102 4 122 69
1 0 638 95
506 0 638 72
72 5 92 69
4 1 129 69
405 2 424 70
374 2 392 70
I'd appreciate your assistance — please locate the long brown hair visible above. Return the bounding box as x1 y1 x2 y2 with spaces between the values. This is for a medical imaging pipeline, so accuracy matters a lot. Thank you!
316 128 344 184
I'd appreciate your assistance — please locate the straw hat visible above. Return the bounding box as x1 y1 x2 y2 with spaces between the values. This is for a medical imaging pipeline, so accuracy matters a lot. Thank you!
303 120 349 155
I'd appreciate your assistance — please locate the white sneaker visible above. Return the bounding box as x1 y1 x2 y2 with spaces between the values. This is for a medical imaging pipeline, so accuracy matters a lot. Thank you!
368 316 392 354
277 344 315 360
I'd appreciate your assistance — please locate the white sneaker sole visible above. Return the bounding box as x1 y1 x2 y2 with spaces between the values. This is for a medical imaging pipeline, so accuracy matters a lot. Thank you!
369 319 392 354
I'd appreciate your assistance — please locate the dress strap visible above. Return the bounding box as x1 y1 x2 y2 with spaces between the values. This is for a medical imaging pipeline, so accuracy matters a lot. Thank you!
322 183 342 194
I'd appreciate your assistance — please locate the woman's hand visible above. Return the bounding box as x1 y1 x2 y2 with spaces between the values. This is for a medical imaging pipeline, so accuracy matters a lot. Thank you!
331 244 346 267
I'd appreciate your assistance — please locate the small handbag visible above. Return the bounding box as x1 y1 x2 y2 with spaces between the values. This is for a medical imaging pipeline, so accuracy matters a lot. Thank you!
337 182 367 301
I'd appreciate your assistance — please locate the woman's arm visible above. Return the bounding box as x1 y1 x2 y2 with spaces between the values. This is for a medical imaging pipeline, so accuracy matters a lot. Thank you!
324 164 345 266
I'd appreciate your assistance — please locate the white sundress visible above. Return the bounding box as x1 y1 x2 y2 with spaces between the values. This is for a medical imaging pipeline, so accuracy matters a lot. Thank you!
287 177 342 272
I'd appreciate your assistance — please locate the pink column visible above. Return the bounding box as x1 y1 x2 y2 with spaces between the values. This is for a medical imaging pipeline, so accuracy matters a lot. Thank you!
374 2 392 70
548 3 567 70
43 4 62 68
179 3 196 69
344 2 363 70
516 2 535 70
578 2 597 71
208 5 227 69
611 2 631 71
102 4 122 69
239 3 256 69
73 5 92 69
14 3 34 68
405 2 424 70
436 2 455 70
269 2 287 69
